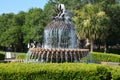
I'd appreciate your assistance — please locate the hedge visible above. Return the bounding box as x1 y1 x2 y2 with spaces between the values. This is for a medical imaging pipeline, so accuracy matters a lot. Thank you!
91 52 120 62
0 52 5 60
0 51 26 60
110 66 120 80
0 63 114 80
16 53 26 60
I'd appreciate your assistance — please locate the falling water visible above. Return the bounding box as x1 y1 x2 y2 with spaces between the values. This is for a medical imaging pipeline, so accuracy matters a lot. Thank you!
38 51 42 61
43 20 77 49
41 50 45 62
50 50 54 62
46 50 50 62
74 50 77 62
65 50 68 62
60 50 63 62
70 51 73 62
87 52 93 63
26 4 90 63
77 50 81 62
26 50 31 61
56 50 58 62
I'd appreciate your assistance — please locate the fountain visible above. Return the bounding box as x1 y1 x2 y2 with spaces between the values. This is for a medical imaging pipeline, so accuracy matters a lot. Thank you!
27 4 90 62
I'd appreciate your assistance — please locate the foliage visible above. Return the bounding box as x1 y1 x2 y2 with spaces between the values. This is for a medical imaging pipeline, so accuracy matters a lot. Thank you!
0 8 44 52
23 8 44 44
0 63 113 80
16 53 26 60
0 0 119 52
0 63 120 80
0 12 26 51
0 13 15 47
0 52 5 60
43 1 55 24
0 51 26 60
72 4 110 52
92 52 120 62
109 66 120 80
105 4 120 45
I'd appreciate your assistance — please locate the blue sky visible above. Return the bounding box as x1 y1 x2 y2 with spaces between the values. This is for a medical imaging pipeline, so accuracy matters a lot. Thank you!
0 0 48 14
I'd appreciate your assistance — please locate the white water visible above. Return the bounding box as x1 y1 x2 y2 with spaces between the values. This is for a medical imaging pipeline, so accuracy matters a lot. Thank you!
65 50 68 62
50 50 54 62
56 51 58 62
46 51 50 62
26 4 91 63
41 51 45 62
43 22 77 49
60 50 63 62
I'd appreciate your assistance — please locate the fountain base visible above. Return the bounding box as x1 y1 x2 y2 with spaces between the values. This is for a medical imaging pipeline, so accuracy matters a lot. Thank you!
26 48 89 63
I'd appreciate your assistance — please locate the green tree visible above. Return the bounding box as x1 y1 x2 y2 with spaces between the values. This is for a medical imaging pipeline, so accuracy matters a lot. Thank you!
0 13 15 48
0 12 26 51
73 4 110 52
43 1 55 24
22 8 44 44
12 11 26 51
0 13 14 36
105 4 120 46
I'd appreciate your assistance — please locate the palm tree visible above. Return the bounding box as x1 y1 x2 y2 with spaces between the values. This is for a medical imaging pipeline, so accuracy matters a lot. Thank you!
73 4 110 52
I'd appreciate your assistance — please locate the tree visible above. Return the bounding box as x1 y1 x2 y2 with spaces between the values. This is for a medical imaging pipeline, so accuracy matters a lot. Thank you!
0 12 26 51
0 13 15 50
105 4 120 46
0 13 15 36
12 11 26 51
43 1 55 24
22 8 44 45
72 4 110 52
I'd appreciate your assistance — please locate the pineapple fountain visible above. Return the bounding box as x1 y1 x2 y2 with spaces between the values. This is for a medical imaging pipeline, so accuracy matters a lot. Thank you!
27 4 89 62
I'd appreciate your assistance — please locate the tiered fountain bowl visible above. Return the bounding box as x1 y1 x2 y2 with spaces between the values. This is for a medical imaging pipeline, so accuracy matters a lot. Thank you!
26 4 90 63
28 48 89 62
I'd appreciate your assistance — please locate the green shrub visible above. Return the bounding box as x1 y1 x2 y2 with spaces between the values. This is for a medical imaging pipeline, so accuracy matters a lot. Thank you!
0 63 113 80
0 51 26 60
0 52 5 60
92 52 120 62
109 66 120 80
16 53 26 60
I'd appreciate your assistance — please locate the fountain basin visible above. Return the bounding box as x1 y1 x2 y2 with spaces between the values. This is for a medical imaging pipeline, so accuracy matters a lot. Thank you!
27 48 89 62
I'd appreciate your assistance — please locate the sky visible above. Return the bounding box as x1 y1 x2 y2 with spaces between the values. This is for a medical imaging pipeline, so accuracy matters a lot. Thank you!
0 0 48 15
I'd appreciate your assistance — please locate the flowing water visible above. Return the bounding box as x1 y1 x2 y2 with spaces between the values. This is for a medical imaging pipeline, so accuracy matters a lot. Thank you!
26 4 91 63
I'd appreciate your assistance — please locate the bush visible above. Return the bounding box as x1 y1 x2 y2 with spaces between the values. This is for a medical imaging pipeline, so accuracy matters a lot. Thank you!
109 66 120 80
0 63 113 80
92 52 120 62
16 53 26 60
0 52 5 60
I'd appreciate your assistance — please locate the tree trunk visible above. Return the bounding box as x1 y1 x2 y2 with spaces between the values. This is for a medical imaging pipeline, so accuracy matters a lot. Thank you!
104 42 107 53
90 40 94 52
